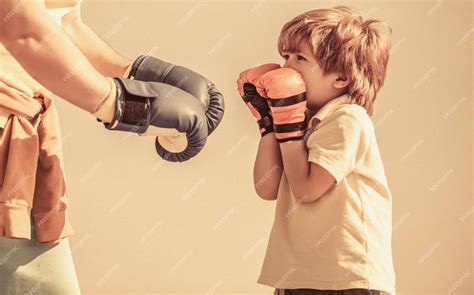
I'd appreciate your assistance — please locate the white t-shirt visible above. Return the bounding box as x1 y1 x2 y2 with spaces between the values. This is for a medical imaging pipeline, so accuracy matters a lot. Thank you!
257 95 397 295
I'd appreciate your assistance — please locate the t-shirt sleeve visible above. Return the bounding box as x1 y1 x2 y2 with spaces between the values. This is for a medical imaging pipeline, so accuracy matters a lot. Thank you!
306 110 369 184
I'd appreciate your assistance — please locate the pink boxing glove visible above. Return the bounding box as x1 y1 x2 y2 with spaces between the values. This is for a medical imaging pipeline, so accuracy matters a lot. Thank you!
237 63 281 136
256 67 307 142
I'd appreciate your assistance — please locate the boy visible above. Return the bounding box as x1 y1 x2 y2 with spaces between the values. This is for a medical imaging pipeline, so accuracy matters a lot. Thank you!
237 6 395 295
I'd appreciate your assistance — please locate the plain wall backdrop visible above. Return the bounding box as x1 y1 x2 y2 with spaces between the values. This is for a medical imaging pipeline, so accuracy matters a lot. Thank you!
33 0 472 294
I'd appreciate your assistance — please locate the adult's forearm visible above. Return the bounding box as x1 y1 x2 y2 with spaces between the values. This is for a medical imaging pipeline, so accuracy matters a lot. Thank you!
0 0 111 113
253 132 283 200
61 9 132 78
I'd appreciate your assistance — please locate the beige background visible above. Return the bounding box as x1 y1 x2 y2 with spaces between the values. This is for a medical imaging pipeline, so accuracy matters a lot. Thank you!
8 0 474 294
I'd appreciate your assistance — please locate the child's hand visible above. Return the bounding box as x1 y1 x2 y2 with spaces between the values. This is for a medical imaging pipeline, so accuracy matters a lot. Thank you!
236 63 280 136
256 67 307 142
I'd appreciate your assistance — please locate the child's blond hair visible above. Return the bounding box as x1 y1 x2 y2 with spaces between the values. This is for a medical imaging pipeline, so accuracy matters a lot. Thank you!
278 6 392 116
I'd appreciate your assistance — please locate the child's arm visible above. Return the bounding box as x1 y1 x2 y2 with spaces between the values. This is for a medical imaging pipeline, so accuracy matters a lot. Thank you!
257 67 336 203
253 133 283 201
279 110 369 204
279 140 336 203
236 64 283 201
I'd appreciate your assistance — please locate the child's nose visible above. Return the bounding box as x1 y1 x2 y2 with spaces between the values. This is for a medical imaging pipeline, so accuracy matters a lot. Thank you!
283 61 298 72
283 60 294 69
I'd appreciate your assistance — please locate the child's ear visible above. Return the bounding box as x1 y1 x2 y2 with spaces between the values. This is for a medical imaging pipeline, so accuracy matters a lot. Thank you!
333 75 351 89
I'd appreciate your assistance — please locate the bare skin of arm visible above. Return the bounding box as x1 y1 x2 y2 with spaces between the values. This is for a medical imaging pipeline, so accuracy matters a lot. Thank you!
59 4 133 78
279 140 336 203
253 133 283 201
0 0 187 137
0 0 111 113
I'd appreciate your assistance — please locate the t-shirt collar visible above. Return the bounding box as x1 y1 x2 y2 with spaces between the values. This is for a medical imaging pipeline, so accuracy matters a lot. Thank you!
307 94 350 129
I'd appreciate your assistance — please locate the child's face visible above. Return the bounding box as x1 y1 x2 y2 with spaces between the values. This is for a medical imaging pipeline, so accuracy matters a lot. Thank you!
281 42 347 111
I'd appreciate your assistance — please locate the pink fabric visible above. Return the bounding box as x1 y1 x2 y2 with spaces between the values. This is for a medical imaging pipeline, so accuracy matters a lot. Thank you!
0 91 74 244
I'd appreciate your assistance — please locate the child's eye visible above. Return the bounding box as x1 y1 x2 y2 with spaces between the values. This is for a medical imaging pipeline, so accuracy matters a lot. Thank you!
297 55 306 61
282 54 289 60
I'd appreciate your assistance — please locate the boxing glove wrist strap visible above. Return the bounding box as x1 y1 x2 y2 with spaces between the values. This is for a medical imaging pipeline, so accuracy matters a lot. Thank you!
98 78 150 134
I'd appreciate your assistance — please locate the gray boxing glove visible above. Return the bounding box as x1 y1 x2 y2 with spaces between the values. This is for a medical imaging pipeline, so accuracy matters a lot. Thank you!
128 55 224 135
101 78 208 162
